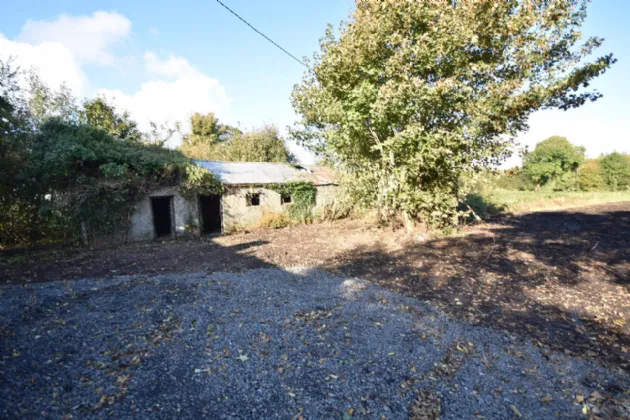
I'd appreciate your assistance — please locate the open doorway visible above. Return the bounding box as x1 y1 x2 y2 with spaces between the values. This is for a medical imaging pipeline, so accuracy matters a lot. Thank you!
151 196 173 238
199 194 222 234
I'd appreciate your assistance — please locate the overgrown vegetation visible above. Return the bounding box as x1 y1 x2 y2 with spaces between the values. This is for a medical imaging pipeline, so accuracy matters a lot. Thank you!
0 60 221 248
179 112 295 163
488 146 630 194
292 0 614 227
268 181 317 223
465 138 630 219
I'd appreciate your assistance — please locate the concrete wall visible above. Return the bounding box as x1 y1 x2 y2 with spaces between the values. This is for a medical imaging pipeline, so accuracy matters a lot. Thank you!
313 185 339 215
128 187 200 242
221 186 284 232
221 185 340 231
125 184 340 240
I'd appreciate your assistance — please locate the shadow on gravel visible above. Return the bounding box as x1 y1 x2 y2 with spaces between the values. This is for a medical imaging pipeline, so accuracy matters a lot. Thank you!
327 206 630 371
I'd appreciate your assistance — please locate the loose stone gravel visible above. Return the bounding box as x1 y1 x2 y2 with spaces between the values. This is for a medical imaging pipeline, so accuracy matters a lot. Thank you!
1 268 628 419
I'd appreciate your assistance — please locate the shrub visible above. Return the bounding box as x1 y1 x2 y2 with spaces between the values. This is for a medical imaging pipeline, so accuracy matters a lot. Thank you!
600 152 630 190
577 159 604 191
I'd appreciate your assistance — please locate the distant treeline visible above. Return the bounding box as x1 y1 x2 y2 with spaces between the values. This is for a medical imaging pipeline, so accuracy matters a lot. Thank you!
492 136 630 192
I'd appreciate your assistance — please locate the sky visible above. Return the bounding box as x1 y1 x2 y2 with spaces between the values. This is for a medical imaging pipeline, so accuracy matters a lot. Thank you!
1 0 628 166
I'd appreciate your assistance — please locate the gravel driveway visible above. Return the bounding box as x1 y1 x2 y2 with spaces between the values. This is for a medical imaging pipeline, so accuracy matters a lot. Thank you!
1 268 629 419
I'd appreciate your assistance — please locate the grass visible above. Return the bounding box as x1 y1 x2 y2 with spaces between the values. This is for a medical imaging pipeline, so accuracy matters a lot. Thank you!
476 189 630 215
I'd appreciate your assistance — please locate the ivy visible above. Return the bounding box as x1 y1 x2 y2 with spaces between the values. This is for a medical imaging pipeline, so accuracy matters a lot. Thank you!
22 120 223 244
179 164 224 200
268 181 317 223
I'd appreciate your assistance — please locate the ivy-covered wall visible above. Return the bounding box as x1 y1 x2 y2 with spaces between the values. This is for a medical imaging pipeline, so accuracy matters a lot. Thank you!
128 187 200 242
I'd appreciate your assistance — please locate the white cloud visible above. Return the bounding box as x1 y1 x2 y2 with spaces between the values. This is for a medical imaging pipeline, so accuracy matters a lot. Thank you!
148 27 160 36
0 34 87 94
144 51 193 79
99 52 232 146
2 14 232 146
18 11 131 66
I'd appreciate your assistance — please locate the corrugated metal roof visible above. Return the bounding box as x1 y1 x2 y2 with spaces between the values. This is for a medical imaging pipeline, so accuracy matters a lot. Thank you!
195 161 337 186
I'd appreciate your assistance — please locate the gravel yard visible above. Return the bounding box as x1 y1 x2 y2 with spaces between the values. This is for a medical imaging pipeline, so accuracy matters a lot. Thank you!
2 267 629 419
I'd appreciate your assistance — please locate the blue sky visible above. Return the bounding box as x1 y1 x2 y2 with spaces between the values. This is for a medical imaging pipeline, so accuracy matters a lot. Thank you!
1 0 627 165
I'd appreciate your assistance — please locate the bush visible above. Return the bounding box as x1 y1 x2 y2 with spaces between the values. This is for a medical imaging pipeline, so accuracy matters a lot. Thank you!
600 152 630 190
577 159 604 191
493 169 535 191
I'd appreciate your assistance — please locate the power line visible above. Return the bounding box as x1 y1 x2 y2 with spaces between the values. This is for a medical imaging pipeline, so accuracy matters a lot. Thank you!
214 0 310 69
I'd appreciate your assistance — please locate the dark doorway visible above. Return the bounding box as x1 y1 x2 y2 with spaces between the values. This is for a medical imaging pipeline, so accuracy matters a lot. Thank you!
199 195 222 234
151 196 173 237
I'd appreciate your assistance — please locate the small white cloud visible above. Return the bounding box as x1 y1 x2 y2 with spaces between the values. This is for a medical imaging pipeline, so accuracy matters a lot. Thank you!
18 11 131 66
144 51 194 79
148 27 160 36
99 52 232 146
0 34 87 94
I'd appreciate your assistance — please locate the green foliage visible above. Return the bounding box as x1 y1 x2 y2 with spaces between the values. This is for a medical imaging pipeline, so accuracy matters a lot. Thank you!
577 159 605 191
25 120 209 241
180 116 295 163
492 168 536 191
268 181 317 223
79 96 143 142
291 0 614 226
179 164 224 199
522 136 585 189
599 152 630 190
0 63 223 247
26 70 77 129
179 112 241 157
145 120 181 147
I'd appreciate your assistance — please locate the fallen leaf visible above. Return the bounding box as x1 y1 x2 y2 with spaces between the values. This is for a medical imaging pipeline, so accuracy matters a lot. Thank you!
510 405 522 418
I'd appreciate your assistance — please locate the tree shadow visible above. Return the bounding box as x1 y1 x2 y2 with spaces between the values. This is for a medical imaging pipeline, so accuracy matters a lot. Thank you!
0 238 272 284
325 204 630 370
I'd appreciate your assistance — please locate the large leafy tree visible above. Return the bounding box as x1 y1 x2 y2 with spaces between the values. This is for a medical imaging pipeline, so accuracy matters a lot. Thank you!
522 136 585 187
292 0 614 225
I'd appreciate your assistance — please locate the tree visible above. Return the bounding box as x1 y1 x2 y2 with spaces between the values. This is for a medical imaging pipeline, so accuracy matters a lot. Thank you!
26 70 77 130
291 0 614 225
179 113 295 163
600 152 630 190
179 112 241 157
144 121 181 148
209 125 296 163
522 136 585 188
577 159 604 191
79 96 142 142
